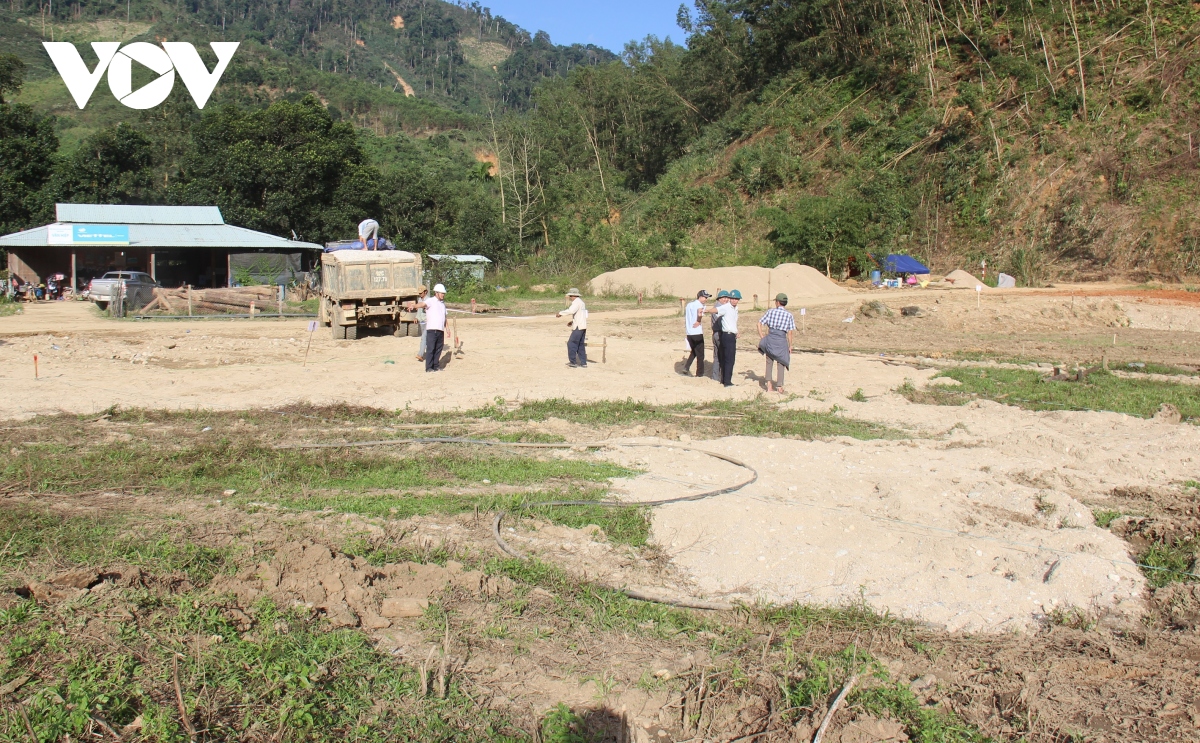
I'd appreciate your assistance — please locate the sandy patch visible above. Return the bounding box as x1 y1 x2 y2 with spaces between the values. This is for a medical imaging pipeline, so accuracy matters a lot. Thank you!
589 263 852 303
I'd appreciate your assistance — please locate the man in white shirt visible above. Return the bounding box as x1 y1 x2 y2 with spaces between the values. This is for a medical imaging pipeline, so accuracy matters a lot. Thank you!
556 288 588 367
357 219 380 249
713 289 741 387
424 283 447 372
682 289 711 377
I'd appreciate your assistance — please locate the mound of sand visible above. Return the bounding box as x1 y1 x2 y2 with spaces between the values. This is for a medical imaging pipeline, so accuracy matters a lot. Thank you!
589 263 851 303
940 269 989 290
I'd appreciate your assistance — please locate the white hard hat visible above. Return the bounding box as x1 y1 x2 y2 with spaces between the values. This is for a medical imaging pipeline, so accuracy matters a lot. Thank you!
433 283 447 294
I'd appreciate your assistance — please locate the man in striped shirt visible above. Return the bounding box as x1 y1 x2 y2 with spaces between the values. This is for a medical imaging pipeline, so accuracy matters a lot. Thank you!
758 294 796 393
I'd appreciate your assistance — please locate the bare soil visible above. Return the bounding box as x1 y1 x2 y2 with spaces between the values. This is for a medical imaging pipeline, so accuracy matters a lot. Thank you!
2 286 1199 741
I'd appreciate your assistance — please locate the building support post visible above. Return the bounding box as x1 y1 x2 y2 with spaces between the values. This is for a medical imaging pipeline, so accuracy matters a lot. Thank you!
70 251 77 293
150 252 156 282
226 253 232 288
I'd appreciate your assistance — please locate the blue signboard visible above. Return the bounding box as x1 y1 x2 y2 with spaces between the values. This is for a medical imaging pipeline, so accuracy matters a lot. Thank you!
72 225 130 245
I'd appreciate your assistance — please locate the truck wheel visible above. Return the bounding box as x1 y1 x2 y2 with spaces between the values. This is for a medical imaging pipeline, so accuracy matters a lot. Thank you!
345 325 358 341
391 323 405 337
408 322 422 338
319 298 329 325
331 322 345 340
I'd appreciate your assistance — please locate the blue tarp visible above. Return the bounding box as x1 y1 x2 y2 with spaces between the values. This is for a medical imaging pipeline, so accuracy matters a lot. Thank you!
884 254 930 274
324 238 395 252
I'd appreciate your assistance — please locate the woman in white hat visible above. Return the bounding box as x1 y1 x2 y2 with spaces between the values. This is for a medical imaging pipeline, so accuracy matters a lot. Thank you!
557 288 589 367
424 283 448 372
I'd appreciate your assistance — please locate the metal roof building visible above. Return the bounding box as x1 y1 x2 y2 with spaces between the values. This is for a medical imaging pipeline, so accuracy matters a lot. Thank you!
0 204 323 290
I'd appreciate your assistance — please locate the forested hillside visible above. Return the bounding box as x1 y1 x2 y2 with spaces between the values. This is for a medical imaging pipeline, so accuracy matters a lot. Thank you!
517 0 1200 282
3 0 1200 282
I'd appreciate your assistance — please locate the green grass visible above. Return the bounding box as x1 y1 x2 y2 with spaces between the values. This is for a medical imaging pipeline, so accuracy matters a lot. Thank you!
0 595 525 743
0 299 22 317
483 556 716 639
780 646 987 743
1120 362 1200 377
1139 539 1199 588
1092 509 1123 529
0 506 227 583
2 442 630 497
457 397 903 440
904 368 1200 421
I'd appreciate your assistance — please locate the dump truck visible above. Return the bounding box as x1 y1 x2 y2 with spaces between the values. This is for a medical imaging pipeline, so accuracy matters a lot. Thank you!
318 247 424 340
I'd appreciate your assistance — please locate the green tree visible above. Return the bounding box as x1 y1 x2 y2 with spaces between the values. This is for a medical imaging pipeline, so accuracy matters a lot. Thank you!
0 54 57 234
172 96 379 244
0 54 26 104
53 124 157 205
762 196 870 277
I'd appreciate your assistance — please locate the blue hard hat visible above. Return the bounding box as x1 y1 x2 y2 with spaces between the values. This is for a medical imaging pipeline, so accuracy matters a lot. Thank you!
729 289 743 300
716 290 730 299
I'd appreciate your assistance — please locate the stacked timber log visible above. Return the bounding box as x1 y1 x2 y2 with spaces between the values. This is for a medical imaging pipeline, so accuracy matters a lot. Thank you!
142 286 281 314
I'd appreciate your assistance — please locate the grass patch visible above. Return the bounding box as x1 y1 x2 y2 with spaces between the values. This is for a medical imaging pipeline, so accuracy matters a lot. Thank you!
781 646 987 743
483 556 716 638
904 368 1200 421
0 594 524 742
0 506 227 583
1122 362 1200 377
1092 509 1123 528
2 442 630 497
458 397 902 441
1139 538 1198 588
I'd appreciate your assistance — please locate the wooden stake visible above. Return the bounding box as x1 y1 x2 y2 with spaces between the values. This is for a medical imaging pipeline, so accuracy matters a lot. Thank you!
172 655 198 741
33 354 38 380
19 703 37 743
188 284 192 316
249 301 256 318
813 674 859 743
602 337 607 363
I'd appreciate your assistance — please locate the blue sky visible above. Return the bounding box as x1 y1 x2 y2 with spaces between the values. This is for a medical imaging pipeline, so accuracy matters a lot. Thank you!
483 1 688 53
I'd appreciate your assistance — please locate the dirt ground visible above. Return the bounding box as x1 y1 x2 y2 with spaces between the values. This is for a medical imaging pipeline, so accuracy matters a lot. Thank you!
2 286 1199 740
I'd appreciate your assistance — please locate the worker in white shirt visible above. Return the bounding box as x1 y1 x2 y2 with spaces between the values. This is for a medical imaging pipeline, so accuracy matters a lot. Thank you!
557 288 589 368
682 289 711 377
358 219 380 249
711 289 741 387
424 283 448 372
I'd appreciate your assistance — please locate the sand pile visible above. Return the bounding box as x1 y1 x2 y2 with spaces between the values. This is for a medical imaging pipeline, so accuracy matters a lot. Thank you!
209 540 509 629
939 269 989 289
600 423 1155 632
589 263 851 303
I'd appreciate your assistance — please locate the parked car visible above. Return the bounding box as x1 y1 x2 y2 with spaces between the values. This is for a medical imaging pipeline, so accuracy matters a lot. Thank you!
86 271 159 310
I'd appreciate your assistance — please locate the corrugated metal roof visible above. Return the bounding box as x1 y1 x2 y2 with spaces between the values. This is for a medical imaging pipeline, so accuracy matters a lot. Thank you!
0 223 322 251
56 203 225 225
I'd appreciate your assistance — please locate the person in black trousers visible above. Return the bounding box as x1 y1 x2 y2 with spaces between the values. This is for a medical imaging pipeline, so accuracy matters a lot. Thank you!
714 289 741 387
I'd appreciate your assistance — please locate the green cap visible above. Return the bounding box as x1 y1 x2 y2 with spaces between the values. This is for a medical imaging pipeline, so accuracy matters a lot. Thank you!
776 293 788 303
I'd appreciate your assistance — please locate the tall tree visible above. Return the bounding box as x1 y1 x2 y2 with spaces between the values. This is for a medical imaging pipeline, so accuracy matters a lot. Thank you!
0 54 57 234
172 96 380 244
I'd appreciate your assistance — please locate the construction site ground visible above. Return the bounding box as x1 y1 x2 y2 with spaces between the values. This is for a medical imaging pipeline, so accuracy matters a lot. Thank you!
1 285 1198 743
